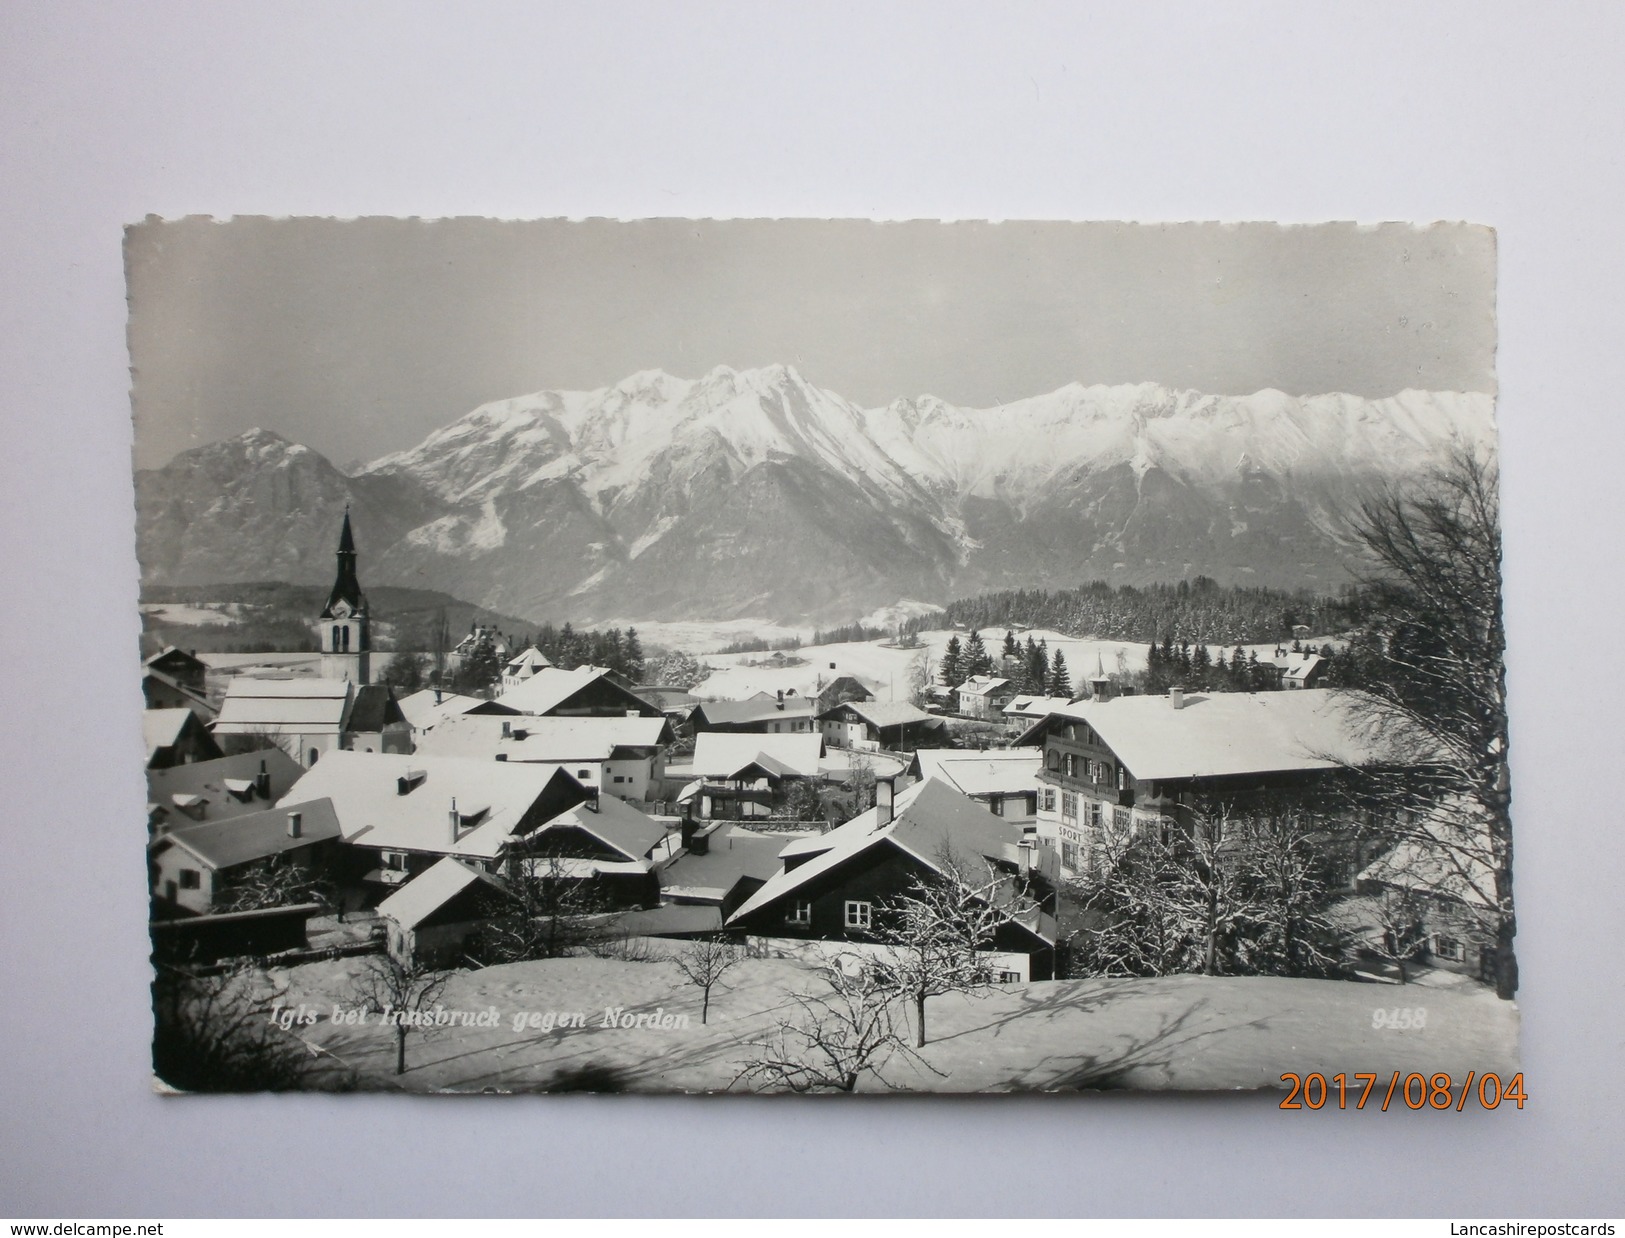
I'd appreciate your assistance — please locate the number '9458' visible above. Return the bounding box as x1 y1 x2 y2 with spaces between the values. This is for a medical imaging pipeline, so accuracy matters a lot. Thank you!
1372 1007 1427 1030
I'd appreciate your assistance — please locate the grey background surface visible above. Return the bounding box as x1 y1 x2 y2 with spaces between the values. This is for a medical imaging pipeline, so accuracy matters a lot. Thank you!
2 0 1622 1218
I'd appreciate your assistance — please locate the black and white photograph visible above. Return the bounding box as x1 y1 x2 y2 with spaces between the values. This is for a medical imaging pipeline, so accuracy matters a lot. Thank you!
128 217 1516 1095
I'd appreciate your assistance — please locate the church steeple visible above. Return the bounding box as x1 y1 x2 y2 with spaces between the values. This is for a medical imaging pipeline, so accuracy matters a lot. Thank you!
316 508 370 684
320 507 367 620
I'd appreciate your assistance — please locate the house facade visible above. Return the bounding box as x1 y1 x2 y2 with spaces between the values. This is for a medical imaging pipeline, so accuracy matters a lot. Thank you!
1020 688 1404 878
957 676 1016 720
149 799 342 916
726 778 1059 980
818 700 944 751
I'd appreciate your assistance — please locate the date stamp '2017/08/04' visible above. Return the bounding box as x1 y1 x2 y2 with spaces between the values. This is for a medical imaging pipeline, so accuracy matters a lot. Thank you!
1279 1009 1526 1111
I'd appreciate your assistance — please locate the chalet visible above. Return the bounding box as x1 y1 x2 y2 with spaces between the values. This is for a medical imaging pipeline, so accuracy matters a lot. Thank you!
415 713 674 802
908 748 1043 826
143 707 223 769
682 732 826 821
149 798 342 916
377 856 516 966
510 792 672 908
1279 652 1326 690
957 676 1016 720
813 675 875 713
501 645 553 691
276 750 593 897
817 699 944 751
691 694 818 735
454 624 510 662
1348 798 1498 981
213 677 356 768
144 645 209 694
654 823 787 918
469 665 663 719
147 748 306 835
727 778 1059 980
1018 688 1411 877
142 647 216 721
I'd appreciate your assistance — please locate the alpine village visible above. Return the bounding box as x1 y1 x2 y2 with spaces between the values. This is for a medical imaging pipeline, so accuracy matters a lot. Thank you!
145 470 1516 1094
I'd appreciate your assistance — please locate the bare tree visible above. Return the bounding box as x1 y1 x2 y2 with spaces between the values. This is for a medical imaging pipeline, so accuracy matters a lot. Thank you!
670 936 744 1025
347 953 450 1076
476 855 607 964
906 649 933 709
735 960 930 1093
869 848 1037 1046
214 854 335 916
1343 448 1515 997
1361 888 1430 984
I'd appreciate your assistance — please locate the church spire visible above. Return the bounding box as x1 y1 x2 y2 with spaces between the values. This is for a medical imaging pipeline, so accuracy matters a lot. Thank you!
320 508 366 619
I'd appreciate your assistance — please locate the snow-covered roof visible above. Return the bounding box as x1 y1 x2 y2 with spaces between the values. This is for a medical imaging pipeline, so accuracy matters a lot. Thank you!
143 708 194 759
525 794 670 862
1002 695 1076 719
911 748 1043 798
691 732 825 780
377 857 510 931
727 778 1025 925
485 665 647 716
1282 654 1325 684
147 748 307 825
1017 689 1411 782
275 749 568 859
818 699 936 729
958 676 1012 696
1357 800 1495 909
396 689 484 733
694 697 817 726
656 827 785 898
416 713 671 762
504 645 553 674
154 798 343 871
214 677 353 734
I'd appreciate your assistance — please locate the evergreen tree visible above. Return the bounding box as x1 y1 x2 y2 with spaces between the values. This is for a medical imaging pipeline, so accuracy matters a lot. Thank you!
624 627 645 682
1048 651 1072 698
1025 638 1048 694
1002 630 1019 661
964 630 992 678
940 635 965 687
1192 643 1212 689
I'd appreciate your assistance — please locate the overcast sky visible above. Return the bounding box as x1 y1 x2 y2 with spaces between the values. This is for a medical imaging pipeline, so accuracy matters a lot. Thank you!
126 218 1496 469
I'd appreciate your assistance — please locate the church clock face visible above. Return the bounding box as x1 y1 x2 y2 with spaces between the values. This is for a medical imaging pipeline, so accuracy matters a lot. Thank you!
331 600 352 619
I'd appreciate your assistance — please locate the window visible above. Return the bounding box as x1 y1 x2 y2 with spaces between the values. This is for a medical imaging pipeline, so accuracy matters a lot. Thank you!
1089 800 1102 829
1041 788 1056 813
1024 793 1037 816
178 869 201 890
997 971 1022 984
786 900 812 926
844 900 872 931
381 851 409 872
989 797 1004 817
613 775 626 784
577 769 591 780
1061 840 1080 871
1061 791 1078 820
308 748 319 766
1065 753 1078 778
1047 749 1060 771
1434 935 1466 962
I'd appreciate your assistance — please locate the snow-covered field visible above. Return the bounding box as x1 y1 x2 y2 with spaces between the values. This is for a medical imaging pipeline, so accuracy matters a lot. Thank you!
141 602 245 627
271 953 1518 1094
688 627 1342 703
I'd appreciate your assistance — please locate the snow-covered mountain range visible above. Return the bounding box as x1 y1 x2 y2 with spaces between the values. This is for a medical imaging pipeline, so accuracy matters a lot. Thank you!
135 365 1496 624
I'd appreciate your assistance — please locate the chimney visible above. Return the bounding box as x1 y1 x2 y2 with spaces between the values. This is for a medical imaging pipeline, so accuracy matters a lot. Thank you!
829 662 837 671
687 820 710 856
875 775 896 827
584 787 600 813
254 759 271 800
449 797 460 842
501 720 511 738
776 690 785 710
286 810 302 839
680 811 699 851
1170 687 1185 710
434 688 443 705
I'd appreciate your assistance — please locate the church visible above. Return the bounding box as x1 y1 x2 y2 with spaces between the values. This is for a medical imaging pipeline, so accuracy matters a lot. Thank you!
318 507 371 684
213 511 410 766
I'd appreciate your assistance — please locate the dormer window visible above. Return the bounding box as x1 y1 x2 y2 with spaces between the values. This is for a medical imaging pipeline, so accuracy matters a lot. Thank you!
396 769 427 795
